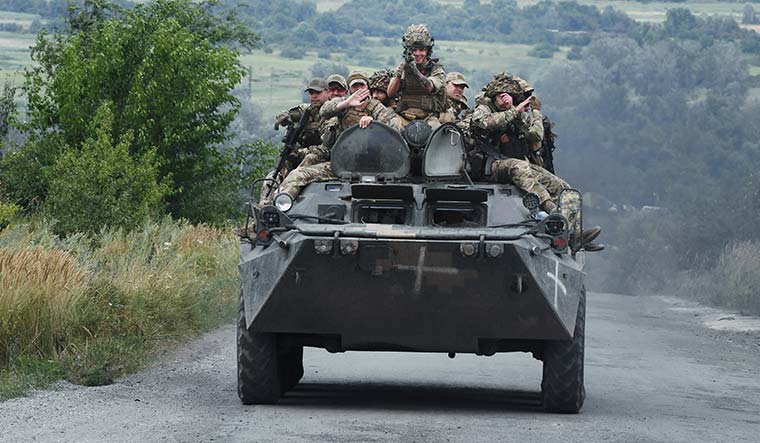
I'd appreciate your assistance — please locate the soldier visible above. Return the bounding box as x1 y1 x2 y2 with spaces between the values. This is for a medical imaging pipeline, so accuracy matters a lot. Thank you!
368 68 396 109
465 72 544 163
326 74 348 99
277 71 402 201
321 71 402 131
445 71 469 118
262 78 331 205
463 73 601 249
387 24 447 128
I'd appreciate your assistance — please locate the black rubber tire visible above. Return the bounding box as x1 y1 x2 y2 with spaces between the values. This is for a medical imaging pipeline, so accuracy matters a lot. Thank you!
541 287 586 413
237 288 282 405
279 345 304 392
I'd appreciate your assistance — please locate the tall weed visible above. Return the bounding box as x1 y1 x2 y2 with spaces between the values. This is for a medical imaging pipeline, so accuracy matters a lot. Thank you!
0 218 239 396
677 241 760 316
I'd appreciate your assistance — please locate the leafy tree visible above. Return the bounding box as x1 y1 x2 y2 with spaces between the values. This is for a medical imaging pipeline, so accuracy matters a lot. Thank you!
45 102 168 235
0 82 15 142
17 0 258 223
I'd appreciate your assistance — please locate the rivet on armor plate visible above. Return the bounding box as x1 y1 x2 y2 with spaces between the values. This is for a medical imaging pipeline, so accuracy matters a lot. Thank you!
487 243 504 258
460 242 477 257
314 239 333 255
340 239 359 255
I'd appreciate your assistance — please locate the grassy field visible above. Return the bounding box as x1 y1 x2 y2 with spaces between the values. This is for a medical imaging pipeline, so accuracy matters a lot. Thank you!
316 0 752 23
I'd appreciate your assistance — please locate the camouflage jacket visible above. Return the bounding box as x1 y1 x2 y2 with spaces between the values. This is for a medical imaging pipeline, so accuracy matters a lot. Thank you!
320 97 402 130
276 103 325 148
319 97 402 148
464 93 544 161
396 59 447 114
446 95 469 119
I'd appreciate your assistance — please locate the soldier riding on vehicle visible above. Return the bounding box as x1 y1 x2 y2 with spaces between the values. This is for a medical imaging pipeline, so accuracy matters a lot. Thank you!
369 68 396 109
387 24 447 128
462 72 602 250
261 78 331 205
445 71 469 119
275 71 402 202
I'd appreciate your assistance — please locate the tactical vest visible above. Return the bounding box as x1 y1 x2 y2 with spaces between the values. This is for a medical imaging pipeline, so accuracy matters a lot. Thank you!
340 100 379 130
298 105 323 148
397 60 446 116
485 123 530 161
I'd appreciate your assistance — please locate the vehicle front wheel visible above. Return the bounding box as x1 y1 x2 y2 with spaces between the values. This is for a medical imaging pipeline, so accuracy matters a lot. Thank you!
237 288 282 404
541 287 586 413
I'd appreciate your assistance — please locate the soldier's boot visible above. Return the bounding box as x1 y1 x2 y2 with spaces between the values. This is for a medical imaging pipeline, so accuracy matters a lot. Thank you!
580 226 601 245
583 242 605 252
580 226 604 252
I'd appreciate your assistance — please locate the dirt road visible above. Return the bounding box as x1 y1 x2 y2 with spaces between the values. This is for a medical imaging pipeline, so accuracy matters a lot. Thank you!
2 292 759 443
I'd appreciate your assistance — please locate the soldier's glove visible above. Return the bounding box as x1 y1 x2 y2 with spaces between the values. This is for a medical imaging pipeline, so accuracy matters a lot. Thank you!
285 148 303 166
394 62 405 78
274 111 291 131
408 62 433 91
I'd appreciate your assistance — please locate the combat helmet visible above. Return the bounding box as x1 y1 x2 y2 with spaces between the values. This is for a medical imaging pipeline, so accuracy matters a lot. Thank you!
514 76 534 96
482 72 523 98
402 24 434 54
369 68 394 93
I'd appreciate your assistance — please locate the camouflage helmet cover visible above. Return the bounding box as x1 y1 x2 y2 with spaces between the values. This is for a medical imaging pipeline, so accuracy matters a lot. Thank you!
369 68 394 93
483 72 523 98
514 76 535 95
402 24 434 51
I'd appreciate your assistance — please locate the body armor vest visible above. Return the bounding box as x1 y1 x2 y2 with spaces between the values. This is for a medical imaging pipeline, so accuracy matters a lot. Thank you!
341 100 379 130
397 60 446 115
299 105 323 148
484 123 529 160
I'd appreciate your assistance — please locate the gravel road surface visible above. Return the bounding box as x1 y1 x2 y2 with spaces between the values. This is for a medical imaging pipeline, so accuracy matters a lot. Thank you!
2 292 759 443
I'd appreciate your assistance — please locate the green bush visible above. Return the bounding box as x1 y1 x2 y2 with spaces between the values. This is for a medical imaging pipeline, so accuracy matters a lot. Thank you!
0 200 19 230
44 103 168 236
528 42 560 59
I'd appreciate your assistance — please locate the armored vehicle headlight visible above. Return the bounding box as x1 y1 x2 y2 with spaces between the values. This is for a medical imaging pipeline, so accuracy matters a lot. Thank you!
273 193 294 213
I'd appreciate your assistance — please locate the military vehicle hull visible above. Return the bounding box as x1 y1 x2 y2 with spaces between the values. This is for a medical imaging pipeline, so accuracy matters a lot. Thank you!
238 123 589 412
239 224 584 354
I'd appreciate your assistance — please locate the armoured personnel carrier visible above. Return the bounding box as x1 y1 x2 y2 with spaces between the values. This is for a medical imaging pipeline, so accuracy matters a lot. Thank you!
238 122 587 413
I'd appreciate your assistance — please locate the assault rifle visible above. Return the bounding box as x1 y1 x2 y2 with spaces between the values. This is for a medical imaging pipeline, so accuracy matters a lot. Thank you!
266 108 311 198
403 47 414 64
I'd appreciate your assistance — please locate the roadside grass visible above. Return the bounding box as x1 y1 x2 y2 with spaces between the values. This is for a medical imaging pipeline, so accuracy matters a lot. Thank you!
0 217 239 400
676 241 760 316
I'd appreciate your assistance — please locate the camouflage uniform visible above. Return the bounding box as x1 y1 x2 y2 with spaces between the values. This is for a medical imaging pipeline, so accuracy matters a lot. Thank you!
273 104 325 150
491 158 568 209
294 97 401 171
321 96 402 132
448 96 468 116
369 69 397 109
444 72 469 121
467 92 544 162
391 24 447 128
278 72 402 200
394 59 446 127
261 79 330 206
277 161 335 200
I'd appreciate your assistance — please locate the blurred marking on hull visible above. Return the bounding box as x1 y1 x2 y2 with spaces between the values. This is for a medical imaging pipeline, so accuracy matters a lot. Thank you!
547 260 567 309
